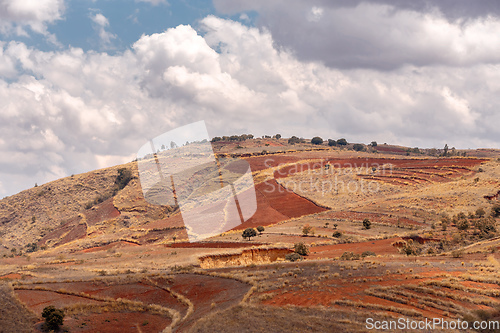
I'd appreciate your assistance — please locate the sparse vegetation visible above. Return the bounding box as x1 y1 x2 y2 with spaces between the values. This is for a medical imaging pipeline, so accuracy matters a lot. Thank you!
42 306 65 331
242 228 257 241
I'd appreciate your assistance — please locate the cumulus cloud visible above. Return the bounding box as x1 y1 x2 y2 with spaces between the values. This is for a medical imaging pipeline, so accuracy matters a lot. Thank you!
90 12 117 49
0 15 499 197
213 0 500 70
0 0 64 38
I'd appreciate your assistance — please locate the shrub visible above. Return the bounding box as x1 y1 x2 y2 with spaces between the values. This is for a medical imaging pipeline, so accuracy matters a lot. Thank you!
362 218 371 230
361 251 376 258
456 219 470 231
492 205 500 218
285 253 302 262
257 226 265 234
294 242 309 256
476 208 486 218
302 224 313 236
42 306 64 330
353 144 364 152
242 228 257 240
340 251 361 260
311 137 324 145
370 141 378 147
275 134 281 139
336 138 348 146
327 139 337 146
332 231 342 238
288 136 305 144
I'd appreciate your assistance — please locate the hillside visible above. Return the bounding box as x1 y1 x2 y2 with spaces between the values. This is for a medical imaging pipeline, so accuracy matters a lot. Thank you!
1 138 500 332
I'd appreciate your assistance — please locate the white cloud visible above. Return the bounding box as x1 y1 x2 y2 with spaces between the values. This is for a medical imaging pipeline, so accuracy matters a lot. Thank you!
0 0 64 38
213 0 500 70
90 12 116 49
0 16 499 197
135 0 168 6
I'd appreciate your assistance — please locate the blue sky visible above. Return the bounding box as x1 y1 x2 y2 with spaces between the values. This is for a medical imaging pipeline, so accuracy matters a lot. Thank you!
1 0 500 197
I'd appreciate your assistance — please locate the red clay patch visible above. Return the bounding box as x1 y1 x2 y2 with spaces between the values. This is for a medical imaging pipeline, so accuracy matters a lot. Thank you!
166 242 265 248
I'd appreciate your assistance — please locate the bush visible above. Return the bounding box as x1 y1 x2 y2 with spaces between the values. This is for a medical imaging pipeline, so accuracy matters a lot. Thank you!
328 139 337 146
336 138 348 146
353 144 364 152
257 226 265 234
288 136 305 144
340 251 361 260
42 306 64 330
361 251 376 258
492 205 500 218
362 219 371 230
370 141 377 147
294 242 309 256
242 228 257 240
311 137 324 145
456 219 469 231
285 253 302 262
302 224 313 236
476 208 486 218
332 231 342 238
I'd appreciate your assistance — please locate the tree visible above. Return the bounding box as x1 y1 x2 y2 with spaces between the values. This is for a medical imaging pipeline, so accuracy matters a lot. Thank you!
257 226 265 234
302 224 313 236
275 134 281 139
328 139 337 146
456 219 469 231
371 141 378 147
353 144 364 151
294 242 309 256
491 204 500 218
42 306 65 330
242 228 257 240
311 137 324 145
211 137 222 142
442 144 449 157
170 141 178 149
337 138 348 146
362 218 371 230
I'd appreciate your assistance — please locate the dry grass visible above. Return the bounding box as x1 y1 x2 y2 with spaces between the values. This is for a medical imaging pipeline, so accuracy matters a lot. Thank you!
0 283 37 333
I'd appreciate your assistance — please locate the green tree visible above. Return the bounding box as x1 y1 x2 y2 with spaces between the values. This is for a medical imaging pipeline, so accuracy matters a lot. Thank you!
42 306 64 330
275 134 281 139
242 228 257 241
328 139 337 146
353 144 364 151
311 137 324 145
362 218 371 230
294 242 309 256
337 138 348 146
302 224 313 236
256 226 265 234
370 141 378 147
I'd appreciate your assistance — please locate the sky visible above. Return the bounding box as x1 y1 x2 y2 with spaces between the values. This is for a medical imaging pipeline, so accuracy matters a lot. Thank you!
0 0 499 197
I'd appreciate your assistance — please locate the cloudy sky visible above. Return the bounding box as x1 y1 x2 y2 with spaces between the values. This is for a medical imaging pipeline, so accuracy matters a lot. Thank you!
0 0 499 197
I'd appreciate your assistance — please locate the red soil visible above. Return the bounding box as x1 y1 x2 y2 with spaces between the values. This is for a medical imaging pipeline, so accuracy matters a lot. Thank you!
59 312 171 333
85 198 120 227
308 237 403 259
0 273 21 280
166 242 265 248
15 289 102 314
273 157 486 179
158 273 251 331
232 180 328 231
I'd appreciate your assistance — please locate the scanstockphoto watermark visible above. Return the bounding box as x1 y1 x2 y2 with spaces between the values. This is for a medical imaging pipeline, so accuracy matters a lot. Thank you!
263 158 392 195
366 317 500 331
